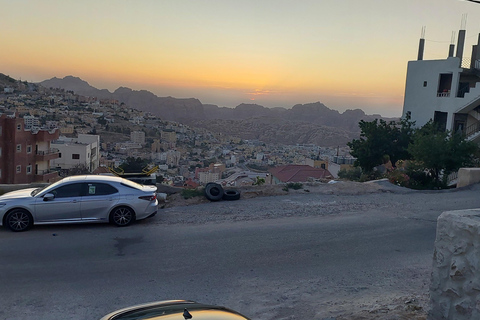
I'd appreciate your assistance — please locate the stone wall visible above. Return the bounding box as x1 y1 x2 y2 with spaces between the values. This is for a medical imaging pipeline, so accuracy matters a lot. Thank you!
457 168 480 188
430 209 480 319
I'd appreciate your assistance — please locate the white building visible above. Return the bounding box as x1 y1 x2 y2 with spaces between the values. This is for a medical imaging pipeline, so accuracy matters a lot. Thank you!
50 134 100 172
403 27 480 144
23 115 40 129
130 130 146 145
198 171 221 184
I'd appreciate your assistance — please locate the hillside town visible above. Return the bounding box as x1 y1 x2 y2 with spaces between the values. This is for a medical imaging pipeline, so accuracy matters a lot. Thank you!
0 76 355 187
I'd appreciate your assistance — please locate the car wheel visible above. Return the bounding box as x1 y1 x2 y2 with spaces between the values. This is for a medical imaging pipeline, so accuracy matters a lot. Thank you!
205 183 224 201
222 189 241 201
5 209 33 232
110 206 135 227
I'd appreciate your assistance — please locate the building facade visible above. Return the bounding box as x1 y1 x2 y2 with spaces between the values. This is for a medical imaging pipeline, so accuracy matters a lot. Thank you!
403 27 480 144
0 113 60 184
50 134 100 172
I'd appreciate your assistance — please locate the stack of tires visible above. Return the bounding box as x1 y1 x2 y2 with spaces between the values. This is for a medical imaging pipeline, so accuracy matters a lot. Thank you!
204 183 240 201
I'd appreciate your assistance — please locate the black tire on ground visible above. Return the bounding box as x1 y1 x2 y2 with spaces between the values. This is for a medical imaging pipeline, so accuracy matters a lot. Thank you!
110 206 135 227
222 189 241 201
204 183 224 201
5 209 33 232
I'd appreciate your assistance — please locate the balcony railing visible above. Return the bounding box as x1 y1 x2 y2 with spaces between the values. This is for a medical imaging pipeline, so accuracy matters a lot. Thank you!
35 169 55 175
36 148 59 156
437 91 450 97
465 121 480 139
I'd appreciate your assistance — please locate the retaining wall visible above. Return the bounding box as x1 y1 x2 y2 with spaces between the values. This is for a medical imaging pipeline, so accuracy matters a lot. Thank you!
457 168 480 188
430 209 480 319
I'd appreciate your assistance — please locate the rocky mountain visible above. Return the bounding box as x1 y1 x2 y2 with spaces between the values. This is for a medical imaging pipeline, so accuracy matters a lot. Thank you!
38 76 395 146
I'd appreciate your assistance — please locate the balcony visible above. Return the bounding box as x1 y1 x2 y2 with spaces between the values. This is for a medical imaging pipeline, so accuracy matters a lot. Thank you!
34 169 59 183
36 148 60 161
437 91 450 97
465 121 480 143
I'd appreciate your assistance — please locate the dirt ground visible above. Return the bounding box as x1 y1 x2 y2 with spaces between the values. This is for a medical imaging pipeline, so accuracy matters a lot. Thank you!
161 179 411 209
161 180 430 320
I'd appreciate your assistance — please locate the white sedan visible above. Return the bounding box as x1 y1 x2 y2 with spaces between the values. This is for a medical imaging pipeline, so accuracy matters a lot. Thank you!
0 175 158 232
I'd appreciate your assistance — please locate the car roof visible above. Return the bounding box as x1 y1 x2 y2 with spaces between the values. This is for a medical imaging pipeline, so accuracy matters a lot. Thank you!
101 300 250 320
61 175 125 184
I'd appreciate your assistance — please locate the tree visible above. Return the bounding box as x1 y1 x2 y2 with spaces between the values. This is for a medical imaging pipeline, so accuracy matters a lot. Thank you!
348 115 415 172
408 120 478 184
119 157 150 173
253 176 265 186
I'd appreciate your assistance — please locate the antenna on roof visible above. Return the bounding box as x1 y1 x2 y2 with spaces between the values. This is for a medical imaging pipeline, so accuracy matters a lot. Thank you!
461 13 468 29
418 26 426 60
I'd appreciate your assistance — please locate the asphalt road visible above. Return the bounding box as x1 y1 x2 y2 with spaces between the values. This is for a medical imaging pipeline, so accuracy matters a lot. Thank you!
1 183 480 320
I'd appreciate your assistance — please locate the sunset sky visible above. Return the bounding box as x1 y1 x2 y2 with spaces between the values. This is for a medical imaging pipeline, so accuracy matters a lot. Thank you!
2 0 480 117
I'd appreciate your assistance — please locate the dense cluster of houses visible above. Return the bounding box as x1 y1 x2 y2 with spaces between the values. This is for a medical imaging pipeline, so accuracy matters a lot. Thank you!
0 84 353 186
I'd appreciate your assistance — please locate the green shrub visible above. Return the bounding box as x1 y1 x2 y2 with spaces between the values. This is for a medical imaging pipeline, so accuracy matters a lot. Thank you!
283 182 303 191
338 167 362 181
386 169 410 187
181 188 204 199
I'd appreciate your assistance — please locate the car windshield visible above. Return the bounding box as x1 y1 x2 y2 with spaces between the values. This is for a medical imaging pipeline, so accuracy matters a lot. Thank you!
31 186 47 196
30 178 66 196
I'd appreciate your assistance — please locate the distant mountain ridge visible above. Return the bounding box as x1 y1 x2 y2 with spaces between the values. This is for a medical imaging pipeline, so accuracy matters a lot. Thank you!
38 76 394 146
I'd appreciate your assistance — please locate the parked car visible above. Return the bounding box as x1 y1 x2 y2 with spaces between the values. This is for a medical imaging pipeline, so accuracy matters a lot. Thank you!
0 175 158 232
100 300 250 320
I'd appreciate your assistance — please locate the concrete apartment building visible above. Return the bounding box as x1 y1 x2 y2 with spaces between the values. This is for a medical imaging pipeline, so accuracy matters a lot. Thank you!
130 130 146 145
0 113 60 184
161 129 177 143
50 134 100 172
402 25 480 144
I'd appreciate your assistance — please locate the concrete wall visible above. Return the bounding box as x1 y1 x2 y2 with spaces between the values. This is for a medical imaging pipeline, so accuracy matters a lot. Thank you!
403 57 463 130
430 209 480 319
457 168 480 188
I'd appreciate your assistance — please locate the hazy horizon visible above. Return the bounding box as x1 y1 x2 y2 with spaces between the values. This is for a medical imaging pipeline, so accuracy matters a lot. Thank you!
2 0 480 118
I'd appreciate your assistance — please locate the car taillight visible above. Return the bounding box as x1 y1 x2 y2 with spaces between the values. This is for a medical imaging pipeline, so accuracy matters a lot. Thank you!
139 194 157 201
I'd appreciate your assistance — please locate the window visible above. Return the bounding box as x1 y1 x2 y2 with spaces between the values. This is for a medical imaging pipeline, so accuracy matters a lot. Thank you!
26 145 32 154
72 154 80 159
85 183 118 196
51 183 83 198
16 165 21 173
59 153 62 158
16 144 21 152
423 81 427 87
437 73 453 97
434 111 448 132
26 165 32 174
17 124 22 130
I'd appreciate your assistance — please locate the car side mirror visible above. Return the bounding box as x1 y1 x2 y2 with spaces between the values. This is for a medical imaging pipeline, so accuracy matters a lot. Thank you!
43 193 55 201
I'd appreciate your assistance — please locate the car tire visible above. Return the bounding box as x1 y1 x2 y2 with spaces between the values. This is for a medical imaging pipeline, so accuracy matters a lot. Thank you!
5 209 33 232
204 183 224 201
222 189 240 201
110 206 135 227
